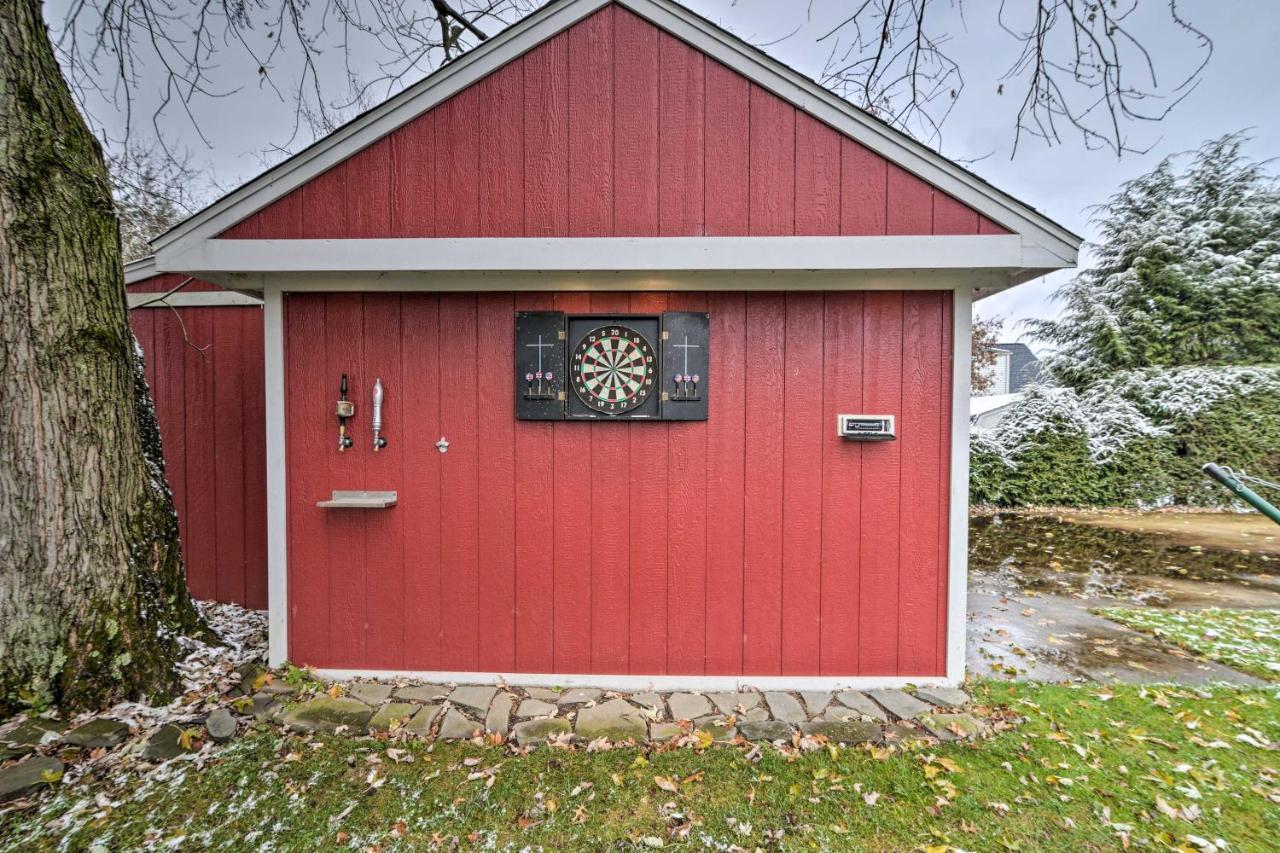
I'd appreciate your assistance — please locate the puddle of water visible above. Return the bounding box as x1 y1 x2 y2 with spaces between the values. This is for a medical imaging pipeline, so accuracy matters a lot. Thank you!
969 513 1278 606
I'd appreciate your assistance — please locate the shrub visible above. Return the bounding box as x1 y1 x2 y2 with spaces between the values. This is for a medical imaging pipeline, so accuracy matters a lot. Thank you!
970 366 1280 507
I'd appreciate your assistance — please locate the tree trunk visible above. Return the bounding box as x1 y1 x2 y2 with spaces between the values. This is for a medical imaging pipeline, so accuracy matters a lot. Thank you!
0 0 201 714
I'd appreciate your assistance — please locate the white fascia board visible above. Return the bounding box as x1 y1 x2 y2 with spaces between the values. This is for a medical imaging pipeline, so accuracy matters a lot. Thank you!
123 256 158 285
151 0 1080 268
127 291 263 308
316 669 960 691
194 268 1009 293
156 234 1059 275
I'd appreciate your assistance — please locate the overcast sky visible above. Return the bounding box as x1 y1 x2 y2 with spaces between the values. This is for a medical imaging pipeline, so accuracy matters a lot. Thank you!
55 0 1279 347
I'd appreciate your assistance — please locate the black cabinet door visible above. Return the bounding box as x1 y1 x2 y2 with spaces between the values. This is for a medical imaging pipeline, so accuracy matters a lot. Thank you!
514 311 566 420
660 312 709 421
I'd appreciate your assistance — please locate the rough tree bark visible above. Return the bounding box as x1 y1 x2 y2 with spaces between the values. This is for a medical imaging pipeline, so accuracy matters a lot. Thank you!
0 0 200 714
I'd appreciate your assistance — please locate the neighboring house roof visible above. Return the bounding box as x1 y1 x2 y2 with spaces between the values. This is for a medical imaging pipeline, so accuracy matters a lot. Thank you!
995 342 1042 393
970 392 1021 419
970 391 1021 430
150 0 1080 285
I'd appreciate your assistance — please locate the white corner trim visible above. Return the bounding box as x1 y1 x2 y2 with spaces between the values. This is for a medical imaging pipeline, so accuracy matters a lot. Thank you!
946 287 972 684
124 255 157 285
149 0 1080 267
315 669 961 691
155 234 1066 275
127 291 263 309
263 285 290 668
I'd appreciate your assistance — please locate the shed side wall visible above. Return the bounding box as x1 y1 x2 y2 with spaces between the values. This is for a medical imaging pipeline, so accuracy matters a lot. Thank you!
129 274 268 608
284 290 952 676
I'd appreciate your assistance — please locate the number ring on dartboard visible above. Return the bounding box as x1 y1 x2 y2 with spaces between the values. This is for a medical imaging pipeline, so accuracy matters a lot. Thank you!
571 325 656 414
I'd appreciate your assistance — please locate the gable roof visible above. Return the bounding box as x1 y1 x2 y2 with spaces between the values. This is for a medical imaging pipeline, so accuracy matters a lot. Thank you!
152 0 1080 271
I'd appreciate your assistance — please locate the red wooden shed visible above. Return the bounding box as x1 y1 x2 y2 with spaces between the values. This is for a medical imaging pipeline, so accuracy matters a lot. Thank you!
126 259 268 609
147 0 1079 689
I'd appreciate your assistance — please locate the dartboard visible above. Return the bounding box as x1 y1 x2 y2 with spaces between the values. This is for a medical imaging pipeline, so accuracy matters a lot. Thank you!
571 325 656 413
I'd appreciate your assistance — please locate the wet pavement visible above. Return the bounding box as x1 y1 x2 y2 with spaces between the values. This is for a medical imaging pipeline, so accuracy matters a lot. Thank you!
967 512 1280 684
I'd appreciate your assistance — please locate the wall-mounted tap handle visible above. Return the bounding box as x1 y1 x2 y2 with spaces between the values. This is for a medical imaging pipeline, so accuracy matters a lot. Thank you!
372 378 387 450
337 372 354 451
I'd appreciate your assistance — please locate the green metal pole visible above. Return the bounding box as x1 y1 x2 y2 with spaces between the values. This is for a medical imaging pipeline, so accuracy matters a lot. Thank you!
1202 463 1280 526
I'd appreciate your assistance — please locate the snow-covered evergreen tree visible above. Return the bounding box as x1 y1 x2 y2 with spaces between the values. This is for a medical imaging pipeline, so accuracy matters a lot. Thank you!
1031 133 1280 388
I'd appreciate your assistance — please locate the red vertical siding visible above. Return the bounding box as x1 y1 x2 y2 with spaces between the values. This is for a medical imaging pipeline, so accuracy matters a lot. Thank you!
748 86 796 236
898 291 946 673
614 7 660 237
704 292 746 673
362 295 404 670
284 294 330 662
222 5 996 240
182 308 218 600
477 293 517 671
438 295 481 670
741 293 786 675
858 292 905 674
658 31 705 236
781 293 824 675
129 276 268 610
703 61 750 236
400 295 443 669
796 116 842 235
524 33 570 236
627 291 669 673
819 292 864 674
283 290 953 677
436 91 481 237
568 4 614 236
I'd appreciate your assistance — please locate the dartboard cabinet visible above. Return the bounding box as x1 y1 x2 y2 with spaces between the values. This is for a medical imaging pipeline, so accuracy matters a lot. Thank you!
514 311 709 421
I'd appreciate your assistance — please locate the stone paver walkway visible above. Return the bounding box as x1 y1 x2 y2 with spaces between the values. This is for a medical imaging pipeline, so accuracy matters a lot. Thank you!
264 680 983 747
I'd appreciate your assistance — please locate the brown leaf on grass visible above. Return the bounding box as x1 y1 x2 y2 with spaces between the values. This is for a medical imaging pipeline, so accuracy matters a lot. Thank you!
654 775 679 793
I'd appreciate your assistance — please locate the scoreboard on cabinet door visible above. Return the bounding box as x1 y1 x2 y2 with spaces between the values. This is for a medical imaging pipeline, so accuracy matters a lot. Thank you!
515 312 709 422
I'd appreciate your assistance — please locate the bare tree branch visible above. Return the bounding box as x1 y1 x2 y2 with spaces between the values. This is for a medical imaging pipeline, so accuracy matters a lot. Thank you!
51 0 534 163
819 0 1213 155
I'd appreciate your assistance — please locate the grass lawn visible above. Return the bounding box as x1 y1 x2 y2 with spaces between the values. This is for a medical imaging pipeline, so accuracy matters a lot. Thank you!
3 682 1277 851
1095 608 1280 682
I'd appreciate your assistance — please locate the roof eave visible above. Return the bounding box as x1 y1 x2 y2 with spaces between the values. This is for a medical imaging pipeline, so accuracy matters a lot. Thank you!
150 0 1083 270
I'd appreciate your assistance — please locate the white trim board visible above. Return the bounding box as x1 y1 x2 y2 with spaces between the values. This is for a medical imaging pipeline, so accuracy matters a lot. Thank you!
155 234 1069 282
150 0 1080 269
946 287 973 684
316 669 960 691
264 287 289 668
197 269 1010 293
127 291 263 308
124 256 157 285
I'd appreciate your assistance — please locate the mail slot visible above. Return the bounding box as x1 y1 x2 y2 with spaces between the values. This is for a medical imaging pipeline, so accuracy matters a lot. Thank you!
837 414 895 441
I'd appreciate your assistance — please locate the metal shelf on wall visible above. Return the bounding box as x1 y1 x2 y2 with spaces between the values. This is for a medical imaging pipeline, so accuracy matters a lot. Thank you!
316 490 398 509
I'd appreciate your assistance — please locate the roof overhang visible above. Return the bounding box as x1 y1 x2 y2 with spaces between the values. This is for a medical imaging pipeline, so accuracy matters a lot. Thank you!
124 256 158 285
149 0 1081 287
